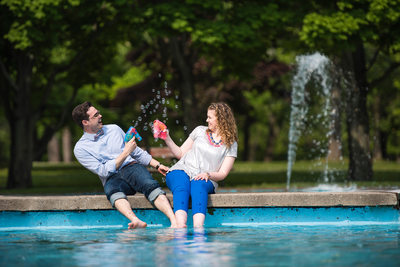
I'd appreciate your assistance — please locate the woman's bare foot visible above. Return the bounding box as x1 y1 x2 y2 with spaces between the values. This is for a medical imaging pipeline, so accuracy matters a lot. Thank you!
128 217 147 229
177 223 187 228
170 222 187 228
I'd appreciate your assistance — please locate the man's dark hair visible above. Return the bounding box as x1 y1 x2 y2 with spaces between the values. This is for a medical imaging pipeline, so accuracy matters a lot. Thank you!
72 101 92 129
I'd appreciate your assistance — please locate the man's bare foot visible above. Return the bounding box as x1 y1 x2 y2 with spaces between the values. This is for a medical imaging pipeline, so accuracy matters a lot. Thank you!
128 218 147 229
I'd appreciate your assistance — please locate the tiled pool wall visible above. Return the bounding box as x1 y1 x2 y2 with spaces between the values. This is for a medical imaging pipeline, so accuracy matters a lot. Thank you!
1 192 399 230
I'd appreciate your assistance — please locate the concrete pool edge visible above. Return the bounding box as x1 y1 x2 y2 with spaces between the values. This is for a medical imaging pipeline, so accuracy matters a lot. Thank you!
1 191 399 211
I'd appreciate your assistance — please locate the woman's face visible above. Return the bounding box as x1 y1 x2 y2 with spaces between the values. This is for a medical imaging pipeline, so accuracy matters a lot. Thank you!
206 109 218 132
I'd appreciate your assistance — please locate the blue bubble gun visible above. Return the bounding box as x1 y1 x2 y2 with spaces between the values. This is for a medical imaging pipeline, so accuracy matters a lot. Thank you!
124 126 142 142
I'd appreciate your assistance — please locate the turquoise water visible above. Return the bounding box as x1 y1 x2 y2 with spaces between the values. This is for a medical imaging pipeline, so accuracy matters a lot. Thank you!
1 224 400 266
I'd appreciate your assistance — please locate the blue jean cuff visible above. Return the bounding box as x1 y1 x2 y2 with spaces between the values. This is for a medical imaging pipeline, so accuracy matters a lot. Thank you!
109 192 127 207
148 187 166 205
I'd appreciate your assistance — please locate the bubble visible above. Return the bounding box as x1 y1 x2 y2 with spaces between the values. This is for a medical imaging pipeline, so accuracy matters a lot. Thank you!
183 126 187 130
176 120 179 124
143 126 148 131
152 88 156 92
138 116 142 121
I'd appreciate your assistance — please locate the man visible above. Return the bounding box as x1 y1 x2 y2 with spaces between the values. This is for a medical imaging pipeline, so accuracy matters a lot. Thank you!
72 101 177 229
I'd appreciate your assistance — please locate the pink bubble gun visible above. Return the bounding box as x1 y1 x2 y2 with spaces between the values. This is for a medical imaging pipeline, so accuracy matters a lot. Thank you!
153 120 168 140
124 126 142 142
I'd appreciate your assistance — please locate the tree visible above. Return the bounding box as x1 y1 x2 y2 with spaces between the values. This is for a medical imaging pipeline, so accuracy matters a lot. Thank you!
299 0 400 180
110 0 299 155
0 0 136 188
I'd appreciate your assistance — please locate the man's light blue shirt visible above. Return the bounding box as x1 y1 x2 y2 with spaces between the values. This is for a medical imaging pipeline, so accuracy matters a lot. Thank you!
74 124 152 186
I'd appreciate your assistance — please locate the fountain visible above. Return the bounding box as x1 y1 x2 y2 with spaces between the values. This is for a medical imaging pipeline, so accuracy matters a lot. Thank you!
286 52 348 191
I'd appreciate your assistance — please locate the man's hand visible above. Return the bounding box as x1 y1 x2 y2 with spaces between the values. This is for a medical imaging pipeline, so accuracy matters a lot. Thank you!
157 164 169 176
124 137 137 154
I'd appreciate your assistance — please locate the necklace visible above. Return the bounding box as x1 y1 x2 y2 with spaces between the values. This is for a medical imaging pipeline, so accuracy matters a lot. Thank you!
208 131 222 147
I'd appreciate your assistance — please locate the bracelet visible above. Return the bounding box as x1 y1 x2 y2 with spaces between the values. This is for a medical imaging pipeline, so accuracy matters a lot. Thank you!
206 172 211 178
155 163 161 170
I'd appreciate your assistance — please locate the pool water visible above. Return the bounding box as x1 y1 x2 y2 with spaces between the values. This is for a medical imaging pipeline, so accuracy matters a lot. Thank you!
1 224 400 266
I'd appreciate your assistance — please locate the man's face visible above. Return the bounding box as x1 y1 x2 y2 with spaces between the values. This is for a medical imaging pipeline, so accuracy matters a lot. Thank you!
84 106 103 133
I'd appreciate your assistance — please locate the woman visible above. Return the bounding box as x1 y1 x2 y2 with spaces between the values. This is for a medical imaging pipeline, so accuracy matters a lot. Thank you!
162 102 238 228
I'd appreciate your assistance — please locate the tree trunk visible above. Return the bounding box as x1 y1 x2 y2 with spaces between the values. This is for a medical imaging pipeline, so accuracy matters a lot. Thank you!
170 37 196 133
241 114 252 161
62 127 72 163
6 52 34 188
327 81 342 161
372 95 383 160
47 134 60 162
264 114 280 161
342 44 373 181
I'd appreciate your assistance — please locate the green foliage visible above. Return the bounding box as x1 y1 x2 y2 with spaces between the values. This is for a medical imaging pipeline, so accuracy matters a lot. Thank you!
1 0 143 165
135 1 296 78
300 0 400 54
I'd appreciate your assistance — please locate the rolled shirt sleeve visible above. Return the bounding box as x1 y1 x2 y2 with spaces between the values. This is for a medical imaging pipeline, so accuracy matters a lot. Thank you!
73 124 153 186
130 146 152 166
74 146 117 185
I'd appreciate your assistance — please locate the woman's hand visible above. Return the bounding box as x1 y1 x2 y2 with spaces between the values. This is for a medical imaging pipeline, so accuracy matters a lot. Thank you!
193 172 210 182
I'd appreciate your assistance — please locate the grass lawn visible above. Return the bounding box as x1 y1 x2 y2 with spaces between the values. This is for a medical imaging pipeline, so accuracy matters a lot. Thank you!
0 160 399 195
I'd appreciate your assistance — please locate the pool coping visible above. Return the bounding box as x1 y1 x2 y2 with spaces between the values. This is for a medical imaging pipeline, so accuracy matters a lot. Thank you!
1 191 399 211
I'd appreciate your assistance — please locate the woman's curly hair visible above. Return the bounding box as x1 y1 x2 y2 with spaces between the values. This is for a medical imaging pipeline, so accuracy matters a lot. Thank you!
207 102 238 148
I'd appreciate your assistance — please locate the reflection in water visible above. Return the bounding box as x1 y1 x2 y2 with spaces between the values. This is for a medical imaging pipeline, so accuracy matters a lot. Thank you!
155 228 235 266
3 225 400 266
70 228 235 266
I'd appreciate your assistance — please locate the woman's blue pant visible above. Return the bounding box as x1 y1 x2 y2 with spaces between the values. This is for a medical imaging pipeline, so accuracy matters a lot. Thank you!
166 170 214 215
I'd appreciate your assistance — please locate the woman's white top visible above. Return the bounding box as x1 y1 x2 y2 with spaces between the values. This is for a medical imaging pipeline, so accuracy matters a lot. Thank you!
168 126 238 190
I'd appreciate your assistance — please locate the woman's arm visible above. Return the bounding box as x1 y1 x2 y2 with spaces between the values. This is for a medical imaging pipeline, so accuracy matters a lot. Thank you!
193 156 236 182
164 131 193 159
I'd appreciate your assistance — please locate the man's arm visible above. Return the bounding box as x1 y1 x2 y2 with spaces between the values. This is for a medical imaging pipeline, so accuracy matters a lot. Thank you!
115 137 137 169
148 158 169 176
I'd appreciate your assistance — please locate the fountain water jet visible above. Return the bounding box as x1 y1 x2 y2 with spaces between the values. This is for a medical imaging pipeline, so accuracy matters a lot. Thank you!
286 52 339 191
